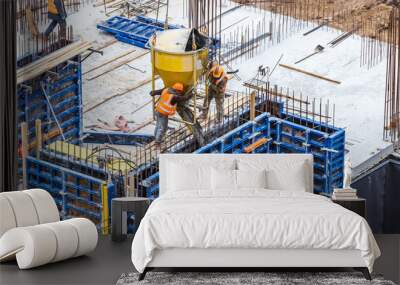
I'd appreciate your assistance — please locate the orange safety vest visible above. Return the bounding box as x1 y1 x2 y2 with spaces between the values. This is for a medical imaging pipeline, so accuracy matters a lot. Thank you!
209 74 228 94
48 0 58 14
209 66 228 86
156 89 176 117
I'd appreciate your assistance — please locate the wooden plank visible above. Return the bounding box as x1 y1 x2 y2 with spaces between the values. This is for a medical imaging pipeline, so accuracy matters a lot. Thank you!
35 119 42 159
244 138 270 153
96 39 118 50
83 49 136 75
18 40 90 77
25 8 39 37
17 40 92 84
250 91 256 121
279 64 341 85
86 51 149 81
85 75 159 113
131 99 153 115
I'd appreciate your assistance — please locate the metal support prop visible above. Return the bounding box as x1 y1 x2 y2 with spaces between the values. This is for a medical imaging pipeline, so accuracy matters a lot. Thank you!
151 46 156 120
192 54 197 123
192 32 197 124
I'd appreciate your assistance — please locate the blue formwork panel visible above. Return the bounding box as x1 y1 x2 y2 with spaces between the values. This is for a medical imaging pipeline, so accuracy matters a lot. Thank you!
196 113 271 154
26 156 114 232
97 16 183 49
141 111 345 198
38 144 127 200
17 56 82 150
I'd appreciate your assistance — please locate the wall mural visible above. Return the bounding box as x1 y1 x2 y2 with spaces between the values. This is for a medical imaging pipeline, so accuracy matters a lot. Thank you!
17 0 399 233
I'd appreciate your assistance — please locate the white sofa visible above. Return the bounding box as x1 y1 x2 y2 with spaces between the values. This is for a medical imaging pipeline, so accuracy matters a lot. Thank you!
0 189 98 269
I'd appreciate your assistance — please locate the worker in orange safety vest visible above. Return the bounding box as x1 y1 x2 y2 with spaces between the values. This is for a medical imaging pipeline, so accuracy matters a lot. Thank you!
44 0 67 38
200 62 229 123
150 83 191 148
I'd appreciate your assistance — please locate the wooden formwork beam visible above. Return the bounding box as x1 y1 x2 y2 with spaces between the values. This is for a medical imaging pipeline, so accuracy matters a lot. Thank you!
244 137 270 153
84 75 159 113
250 91 256 121
83 49 136 75
35 119 42 159
86 51 149 81
17 40 92 84
279 64 341 85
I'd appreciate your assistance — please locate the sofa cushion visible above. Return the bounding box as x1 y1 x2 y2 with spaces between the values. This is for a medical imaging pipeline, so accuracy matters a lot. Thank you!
64 218 98 257
23 189 59 223
0 218 98 269
0 225 57 269
0 192 39 227
0 196 17 238
42 221 79 262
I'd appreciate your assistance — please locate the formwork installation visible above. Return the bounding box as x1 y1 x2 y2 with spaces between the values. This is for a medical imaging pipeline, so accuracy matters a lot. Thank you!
16 37 119 233
140 85 345 199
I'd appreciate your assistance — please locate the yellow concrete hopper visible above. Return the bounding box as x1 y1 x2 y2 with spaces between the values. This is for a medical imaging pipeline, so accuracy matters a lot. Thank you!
149 29 209 89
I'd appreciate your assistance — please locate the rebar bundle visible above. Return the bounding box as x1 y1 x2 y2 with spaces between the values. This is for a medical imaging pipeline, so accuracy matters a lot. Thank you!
221 17 271 64
384 7 400 146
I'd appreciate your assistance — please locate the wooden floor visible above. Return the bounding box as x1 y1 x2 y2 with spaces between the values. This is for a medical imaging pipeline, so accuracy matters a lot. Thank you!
0 235 398 285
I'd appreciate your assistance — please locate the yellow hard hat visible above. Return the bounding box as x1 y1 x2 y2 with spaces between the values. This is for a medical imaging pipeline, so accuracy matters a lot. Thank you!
172 82 184 92
212 65 224 78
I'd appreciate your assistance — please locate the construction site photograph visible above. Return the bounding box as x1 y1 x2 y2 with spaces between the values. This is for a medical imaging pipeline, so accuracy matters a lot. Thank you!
2 0 399 283
15 0 400 227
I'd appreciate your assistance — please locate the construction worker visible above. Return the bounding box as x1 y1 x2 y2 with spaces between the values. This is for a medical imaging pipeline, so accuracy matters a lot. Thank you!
200 62 228 123
150 83 190 148
44 0 67 39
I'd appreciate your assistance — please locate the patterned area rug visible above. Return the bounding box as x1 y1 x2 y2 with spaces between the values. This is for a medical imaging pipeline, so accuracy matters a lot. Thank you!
117 272 396 285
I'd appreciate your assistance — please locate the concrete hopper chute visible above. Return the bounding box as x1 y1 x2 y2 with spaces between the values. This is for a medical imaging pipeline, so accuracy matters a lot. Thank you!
149 28 209 147
149 28 209 89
